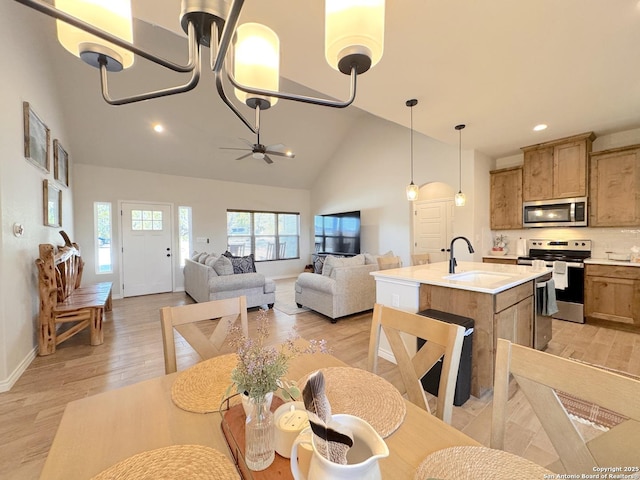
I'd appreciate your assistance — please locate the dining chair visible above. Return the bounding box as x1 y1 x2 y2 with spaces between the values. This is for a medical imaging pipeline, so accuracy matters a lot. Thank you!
160 296 248 374
377 256 402 269
411 253 430 265
491 338 640 473
367 303 464 424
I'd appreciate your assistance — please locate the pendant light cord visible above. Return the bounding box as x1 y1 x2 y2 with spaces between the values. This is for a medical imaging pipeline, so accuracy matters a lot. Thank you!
410 104 414 183
455 124 465 192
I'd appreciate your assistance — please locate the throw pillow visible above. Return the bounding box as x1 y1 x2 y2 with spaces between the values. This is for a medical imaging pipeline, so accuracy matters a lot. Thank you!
322 254 364 277
213 255 234 276
191 250 201 260
313 255 326 274
198 253 212 264
364 250 395 265
229 254 256 274
204 254 220 268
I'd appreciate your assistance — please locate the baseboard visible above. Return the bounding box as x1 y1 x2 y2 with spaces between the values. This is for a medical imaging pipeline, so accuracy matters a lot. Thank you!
378 347 397 365
0 346 37 393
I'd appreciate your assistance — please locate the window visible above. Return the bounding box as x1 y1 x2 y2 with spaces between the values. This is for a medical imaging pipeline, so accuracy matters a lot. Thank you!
131 209 163 230
94 202 112 274
227 210 299 261
178 206 192 267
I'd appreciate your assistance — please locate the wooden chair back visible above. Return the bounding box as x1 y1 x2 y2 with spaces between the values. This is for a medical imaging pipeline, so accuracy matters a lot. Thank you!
160 296 248 374
411 253 430 265
377 256 402 269
491 338 640 473
367 303 464 424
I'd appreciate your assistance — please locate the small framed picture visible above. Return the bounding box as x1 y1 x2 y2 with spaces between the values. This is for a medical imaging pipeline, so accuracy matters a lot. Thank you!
43 180 62 227
53 139 69 187
23 102 50 172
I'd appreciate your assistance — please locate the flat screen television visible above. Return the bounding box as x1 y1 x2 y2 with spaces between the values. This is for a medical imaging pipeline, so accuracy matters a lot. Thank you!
314 210 361 255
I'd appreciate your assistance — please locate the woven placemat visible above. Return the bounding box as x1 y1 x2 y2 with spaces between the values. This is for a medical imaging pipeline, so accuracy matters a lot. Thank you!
298 366 406 438
90 445 240 480
414 446 553 480
171 354 238 413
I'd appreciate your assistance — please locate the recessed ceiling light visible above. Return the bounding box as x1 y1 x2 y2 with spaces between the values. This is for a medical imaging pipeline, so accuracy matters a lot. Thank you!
533 124 548 132
153 123 164 133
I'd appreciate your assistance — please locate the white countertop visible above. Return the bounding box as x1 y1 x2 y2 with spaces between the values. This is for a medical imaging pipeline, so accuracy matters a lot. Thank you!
585 258 640 267
371 261 550 294
482 254 519 260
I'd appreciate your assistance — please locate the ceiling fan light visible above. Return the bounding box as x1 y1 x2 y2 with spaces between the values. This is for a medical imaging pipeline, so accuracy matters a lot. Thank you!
252 151 265 160
55 0 134 71
234 23 280 108
325 0 384 74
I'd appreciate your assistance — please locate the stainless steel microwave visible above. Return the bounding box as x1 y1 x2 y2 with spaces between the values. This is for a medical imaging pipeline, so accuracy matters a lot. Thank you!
522 197 588 227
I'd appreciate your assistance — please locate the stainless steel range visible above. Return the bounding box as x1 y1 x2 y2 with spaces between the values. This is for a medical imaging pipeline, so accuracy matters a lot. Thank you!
517 239 592 323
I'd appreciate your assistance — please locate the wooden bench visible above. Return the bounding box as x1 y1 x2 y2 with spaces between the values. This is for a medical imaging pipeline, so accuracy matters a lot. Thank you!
35 232 113 356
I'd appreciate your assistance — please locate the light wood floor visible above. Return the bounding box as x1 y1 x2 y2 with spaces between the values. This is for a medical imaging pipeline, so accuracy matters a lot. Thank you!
2 279 639 479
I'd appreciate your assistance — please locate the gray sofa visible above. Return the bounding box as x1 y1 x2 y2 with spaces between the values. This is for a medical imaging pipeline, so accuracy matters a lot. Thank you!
184 253 276 309
294 254 383 322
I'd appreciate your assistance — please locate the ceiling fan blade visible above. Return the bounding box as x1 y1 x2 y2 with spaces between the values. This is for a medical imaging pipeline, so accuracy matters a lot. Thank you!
240 138 255 148
220 147 252 151
263 155 274 164
265 150 295 158
236 153 253 160
266 143 285 152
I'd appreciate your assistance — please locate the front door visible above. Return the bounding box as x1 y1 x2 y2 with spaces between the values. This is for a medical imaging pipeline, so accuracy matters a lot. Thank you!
121 202 173 297
413 199 453 263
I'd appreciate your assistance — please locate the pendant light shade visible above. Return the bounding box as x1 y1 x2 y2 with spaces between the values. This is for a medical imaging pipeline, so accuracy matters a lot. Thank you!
406 99 418 201
234 23 280 109
325 0 385 74
454 124 466 207
55 0 134 71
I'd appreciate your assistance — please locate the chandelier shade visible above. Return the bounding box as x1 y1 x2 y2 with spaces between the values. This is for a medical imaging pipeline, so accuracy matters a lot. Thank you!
55 0 134 71
325 0 385 74
233 23 280 109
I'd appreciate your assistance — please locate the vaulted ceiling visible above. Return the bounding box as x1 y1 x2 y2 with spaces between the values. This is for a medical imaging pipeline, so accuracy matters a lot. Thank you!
40 0 640 188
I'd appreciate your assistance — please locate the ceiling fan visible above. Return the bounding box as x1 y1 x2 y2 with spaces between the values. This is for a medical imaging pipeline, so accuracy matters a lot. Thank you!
220 131 295 164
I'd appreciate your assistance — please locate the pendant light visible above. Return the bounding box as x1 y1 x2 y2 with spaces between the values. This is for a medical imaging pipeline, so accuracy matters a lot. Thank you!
406 99 419 201
454 124 466 206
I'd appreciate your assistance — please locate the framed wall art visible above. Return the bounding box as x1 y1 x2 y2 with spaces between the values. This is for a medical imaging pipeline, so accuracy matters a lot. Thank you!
43 180 62 227
53 139 69 187
23 102 50 172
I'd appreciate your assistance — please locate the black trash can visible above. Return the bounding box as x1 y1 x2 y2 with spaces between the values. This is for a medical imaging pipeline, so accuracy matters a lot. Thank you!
416 309 474 406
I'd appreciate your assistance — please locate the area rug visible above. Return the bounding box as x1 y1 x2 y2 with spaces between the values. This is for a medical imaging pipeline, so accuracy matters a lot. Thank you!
556 361 637 430
273 279 309 315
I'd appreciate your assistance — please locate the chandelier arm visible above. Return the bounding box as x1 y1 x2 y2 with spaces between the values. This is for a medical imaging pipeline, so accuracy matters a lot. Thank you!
211 20 258 134
98 23 202 106
226 66 358 109
14 0 198 74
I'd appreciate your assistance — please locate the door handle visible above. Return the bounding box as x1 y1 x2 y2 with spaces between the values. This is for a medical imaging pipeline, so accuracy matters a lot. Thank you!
166 247 170 251
166 253 171 257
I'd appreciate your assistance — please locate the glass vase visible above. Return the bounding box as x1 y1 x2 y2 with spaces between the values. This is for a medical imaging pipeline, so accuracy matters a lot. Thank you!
245 393 275 471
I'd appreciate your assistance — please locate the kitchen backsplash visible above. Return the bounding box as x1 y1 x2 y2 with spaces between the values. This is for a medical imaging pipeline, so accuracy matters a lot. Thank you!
484 227 640 259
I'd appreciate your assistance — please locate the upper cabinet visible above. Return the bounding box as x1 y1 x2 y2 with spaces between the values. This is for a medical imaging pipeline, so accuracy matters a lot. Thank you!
590 144 640 227
522 132 595 201
490 167 522 230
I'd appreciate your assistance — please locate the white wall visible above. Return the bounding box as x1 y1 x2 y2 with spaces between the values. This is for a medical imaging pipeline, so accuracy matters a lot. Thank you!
74 165 311 297
309 114 490 266
0 2 74 390
491 127 640 257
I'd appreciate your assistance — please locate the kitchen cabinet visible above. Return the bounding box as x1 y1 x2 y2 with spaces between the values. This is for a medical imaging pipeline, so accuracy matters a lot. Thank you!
522 132 595 201
490 167 522 230
585 264 640 332
483 257 518 265
495 294 533 347
590 144 640 227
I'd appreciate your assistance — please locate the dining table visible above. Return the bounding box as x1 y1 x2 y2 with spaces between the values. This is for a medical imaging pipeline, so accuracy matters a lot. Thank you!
39 349 481 479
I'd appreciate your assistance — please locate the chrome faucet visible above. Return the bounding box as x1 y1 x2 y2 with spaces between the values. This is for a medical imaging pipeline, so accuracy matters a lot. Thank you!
449 236 475 273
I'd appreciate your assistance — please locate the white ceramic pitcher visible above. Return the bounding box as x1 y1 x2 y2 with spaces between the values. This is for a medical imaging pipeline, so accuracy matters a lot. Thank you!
290 414 389 480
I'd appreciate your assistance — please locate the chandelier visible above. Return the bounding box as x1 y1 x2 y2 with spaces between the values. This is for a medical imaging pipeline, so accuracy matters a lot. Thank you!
14 0 385 134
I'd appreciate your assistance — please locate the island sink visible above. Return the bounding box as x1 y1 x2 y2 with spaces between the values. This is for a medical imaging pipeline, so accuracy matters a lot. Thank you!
445 271 515 284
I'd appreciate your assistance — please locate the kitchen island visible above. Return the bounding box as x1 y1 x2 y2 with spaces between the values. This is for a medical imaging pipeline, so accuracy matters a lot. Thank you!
371 261 550 398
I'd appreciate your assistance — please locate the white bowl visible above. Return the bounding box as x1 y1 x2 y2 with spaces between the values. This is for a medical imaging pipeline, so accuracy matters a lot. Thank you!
490 249 507 256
